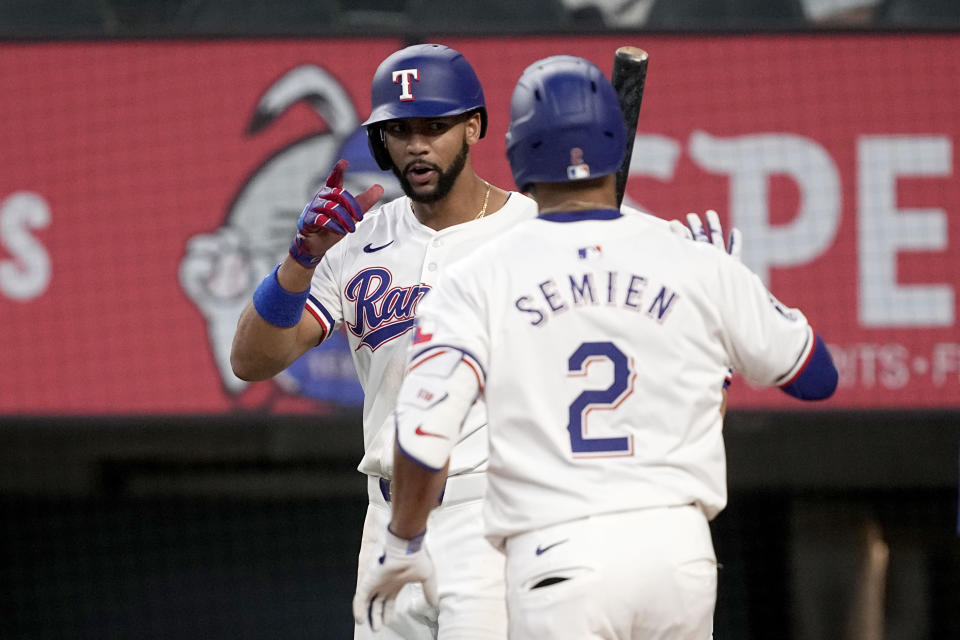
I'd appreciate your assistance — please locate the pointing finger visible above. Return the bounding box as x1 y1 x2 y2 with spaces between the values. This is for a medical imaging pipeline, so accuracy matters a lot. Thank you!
325 159 348 189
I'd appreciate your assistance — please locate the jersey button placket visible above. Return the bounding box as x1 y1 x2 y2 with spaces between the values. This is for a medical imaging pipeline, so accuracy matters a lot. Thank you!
423 233 444 280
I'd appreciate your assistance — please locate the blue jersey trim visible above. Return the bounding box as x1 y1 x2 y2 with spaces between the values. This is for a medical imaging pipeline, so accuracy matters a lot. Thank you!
307 294 336 328
780 334 838 401
538 208 621 222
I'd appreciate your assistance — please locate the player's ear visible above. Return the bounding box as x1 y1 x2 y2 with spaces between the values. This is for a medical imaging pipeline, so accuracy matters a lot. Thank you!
464 112 483 146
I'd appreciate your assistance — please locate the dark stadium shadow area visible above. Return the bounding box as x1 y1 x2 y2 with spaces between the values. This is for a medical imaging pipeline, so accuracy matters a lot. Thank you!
711 487 960 640
0 496 367 640
711 490 791 640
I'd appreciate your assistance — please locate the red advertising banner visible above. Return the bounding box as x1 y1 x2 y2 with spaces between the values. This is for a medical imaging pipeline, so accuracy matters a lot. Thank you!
1 35 958 414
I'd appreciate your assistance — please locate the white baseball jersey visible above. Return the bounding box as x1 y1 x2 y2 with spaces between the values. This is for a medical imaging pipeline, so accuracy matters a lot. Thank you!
404 208 816 545
305 192 537 479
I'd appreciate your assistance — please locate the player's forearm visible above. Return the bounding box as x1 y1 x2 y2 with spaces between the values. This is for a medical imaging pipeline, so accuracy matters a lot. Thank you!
276 255 319 291
389 445 448 539
230 302 311 380
230 256 326 381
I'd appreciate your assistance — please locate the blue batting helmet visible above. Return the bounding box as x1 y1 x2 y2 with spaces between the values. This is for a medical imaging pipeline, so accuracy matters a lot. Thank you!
363 44 487 170
505 55 626 192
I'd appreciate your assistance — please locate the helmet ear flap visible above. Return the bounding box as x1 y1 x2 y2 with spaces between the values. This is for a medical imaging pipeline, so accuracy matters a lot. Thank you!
366 126 393 171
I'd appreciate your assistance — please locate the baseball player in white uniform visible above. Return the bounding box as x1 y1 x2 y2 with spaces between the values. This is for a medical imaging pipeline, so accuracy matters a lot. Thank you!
311 183 535 640
352 55 838 639
231 44 540 639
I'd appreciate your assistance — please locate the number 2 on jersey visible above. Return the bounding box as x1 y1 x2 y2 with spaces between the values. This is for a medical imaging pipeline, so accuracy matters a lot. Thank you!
567 341 636 457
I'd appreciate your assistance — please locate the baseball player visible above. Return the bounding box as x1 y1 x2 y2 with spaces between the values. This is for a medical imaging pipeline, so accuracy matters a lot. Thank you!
230 44 539 639
352 55 838 639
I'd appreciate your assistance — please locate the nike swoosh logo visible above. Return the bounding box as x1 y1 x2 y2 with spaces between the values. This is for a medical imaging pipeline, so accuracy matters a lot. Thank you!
415 425 448 439
363 240 394 253
535 539 568 556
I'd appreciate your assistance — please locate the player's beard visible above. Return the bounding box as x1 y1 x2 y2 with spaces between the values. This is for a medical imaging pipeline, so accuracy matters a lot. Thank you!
394 139 469 205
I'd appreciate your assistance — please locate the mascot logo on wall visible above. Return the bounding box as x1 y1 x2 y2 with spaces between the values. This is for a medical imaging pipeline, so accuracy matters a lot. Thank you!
179 64 401 405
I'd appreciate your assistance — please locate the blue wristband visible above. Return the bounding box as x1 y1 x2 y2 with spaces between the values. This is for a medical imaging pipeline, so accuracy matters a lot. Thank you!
252 265 310 328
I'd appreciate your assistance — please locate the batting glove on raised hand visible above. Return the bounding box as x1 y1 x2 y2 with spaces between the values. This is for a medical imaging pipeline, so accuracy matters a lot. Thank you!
669 209 742 261
289 159 383 268
352 528 438 632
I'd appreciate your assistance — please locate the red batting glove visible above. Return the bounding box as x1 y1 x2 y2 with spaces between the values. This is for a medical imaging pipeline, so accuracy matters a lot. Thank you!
289 159 383 268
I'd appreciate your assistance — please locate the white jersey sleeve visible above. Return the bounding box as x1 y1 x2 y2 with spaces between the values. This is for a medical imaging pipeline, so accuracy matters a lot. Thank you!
716 260 814 387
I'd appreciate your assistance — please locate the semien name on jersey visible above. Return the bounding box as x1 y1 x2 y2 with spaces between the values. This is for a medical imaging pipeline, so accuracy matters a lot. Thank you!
514 270 680 327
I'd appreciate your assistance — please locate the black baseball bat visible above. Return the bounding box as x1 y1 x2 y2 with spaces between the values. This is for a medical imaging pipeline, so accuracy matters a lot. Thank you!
611 47 649 208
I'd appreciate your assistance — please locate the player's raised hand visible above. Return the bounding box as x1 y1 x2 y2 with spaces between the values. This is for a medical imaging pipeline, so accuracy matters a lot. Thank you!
669 209 742 261
352 528 438 632
289 159 384 268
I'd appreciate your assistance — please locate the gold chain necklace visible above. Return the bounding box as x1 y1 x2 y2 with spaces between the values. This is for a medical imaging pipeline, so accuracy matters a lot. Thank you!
475 181 492 219
407 180 493 220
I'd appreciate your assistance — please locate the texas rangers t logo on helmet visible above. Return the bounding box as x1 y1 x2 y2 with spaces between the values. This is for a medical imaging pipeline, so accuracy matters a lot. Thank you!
392 69 419 101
